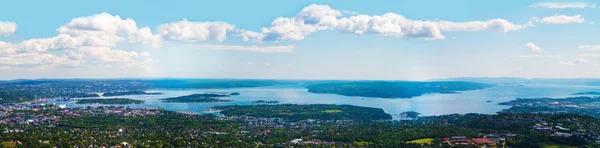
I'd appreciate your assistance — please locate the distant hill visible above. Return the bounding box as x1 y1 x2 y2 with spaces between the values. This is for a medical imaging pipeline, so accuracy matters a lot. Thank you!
434 77 600 86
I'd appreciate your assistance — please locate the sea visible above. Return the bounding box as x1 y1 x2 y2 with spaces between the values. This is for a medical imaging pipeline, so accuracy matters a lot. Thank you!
51 84 600 117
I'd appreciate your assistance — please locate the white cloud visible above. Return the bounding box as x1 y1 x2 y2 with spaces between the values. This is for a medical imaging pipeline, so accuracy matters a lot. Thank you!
0 52 81 68
77 46 143 64
181 43 293 52
341 10 359 15
574 57 590 64
579 45 600 51
0 41 19 55
540 15 584 24
559 57 590 65
0 13 156 70
20 13 161 52
533 2 596 9
237 4 531 42
0 21 17 36
157 19 236 42
525 42 542 52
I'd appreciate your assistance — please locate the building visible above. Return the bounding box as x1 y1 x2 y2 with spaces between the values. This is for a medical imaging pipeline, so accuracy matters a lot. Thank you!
451 136 470 145
289 139 302 144
472 138 495 147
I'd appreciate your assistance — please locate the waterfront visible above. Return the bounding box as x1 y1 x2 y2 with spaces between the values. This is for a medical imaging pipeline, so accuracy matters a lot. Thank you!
53 84 600 116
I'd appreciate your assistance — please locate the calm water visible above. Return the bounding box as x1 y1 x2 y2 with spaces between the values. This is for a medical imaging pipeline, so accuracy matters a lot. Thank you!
53 84 600 117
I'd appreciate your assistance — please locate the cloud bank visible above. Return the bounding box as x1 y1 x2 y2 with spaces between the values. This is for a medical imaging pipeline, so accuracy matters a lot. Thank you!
236 4 532 42
533 2 596 9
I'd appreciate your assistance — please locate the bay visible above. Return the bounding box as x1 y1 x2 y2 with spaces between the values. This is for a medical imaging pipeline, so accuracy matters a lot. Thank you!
53 84 600 117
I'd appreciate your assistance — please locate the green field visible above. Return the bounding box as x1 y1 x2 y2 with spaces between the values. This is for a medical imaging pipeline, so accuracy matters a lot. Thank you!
538 142 576 148
406 138 434 145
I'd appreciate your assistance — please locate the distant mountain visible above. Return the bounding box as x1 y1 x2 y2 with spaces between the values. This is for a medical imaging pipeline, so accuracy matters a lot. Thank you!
434 77 600 86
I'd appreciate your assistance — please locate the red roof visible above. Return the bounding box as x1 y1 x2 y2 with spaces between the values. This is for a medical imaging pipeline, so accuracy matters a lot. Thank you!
471 138 494 145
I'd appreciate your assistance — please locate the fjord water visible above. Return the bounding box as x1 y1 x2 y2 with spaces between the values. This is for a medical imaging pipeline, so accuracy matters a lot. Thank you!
55 84 600 116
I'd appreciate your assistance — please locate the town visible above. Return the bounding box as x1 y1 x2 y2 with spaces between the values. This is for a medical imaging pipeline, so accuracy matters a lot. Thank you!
2 98 600 147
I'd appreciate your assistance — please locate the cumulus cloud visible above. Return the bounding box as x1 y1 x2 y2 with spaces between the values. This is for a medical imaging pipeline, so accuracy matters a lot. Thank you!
533 2 596 9
579 45 600 51
0 21 17 36
341 10 359 15
157 19 235 42
0 41 19 55
20 13 161 52
539 15 584 24
525 42 542 52
0 13 156 70
237 4 532 42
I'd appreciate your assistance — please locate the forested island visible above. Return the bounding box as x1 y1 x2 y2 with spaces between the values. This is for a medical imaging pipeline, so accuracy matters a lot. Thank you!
144 79 293 89
102 91 163 97
214 104 392 121
306 81 492 98
161 93 233 103
399 111 421 119
251 100 279 104
76 98 144 104
572 91 600 95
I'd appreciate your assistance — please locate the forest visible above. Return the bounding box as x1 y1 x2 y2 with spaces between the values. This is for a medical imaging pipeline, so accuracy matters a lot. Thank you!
161 93 233 102
214 104 393 121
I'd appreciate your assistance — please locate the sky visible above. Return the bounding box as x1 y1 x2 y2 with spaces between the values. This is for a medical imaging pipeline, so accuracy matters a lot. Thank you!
0 0 599 80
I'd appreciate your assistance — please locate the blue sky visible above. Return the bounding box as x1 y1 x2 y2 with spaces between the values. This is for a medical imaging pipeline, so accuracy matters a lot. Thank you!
0 0 599 80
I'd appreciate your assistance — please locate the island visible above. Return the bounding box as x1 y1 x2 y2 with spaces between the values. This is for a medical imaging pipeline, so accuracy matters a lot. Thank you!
251 100 279 104
306 81 492 98
102 91 163 97
161 93 233 102
397 111 420 119
76 98 144 104
213 104 392 121
572 91 600 95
